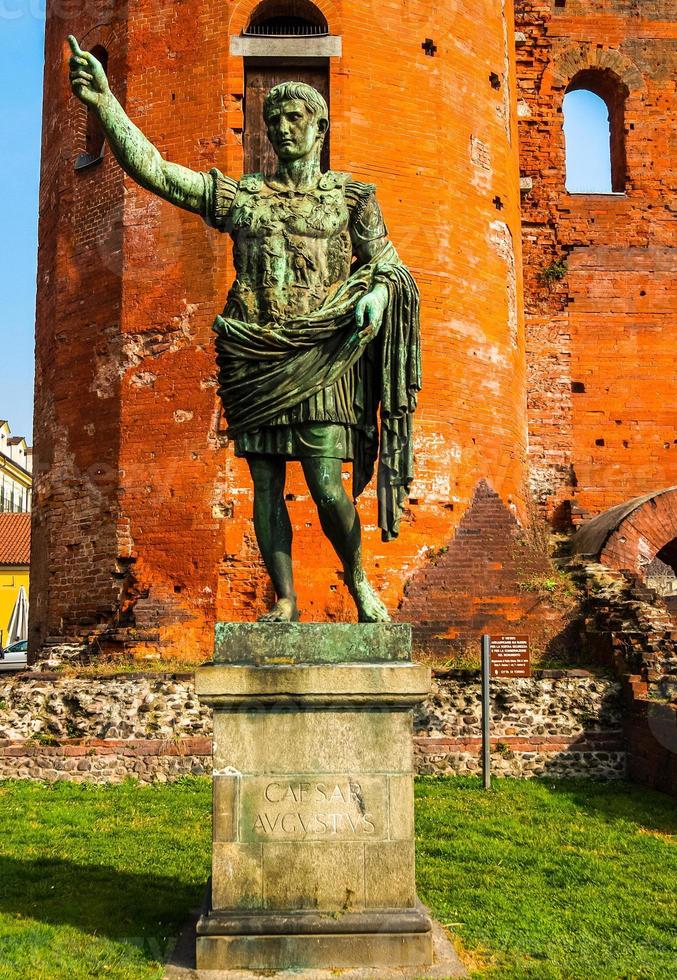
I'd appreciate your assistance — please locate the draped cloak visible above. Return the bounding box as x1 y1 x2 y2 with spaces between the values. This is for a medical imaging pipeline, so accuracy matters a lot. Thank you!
208 172 421 542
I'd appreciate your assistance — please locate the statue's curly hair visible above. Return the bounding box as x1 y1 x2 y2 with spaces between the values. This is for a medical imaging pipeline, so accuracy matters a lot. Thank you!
263 82 329 130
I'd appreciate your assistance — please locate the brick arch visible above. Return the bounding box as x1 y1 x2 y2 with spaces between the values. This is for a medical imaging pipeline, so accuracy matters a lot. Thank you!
78 24 117 50
573 487 677 576
544 44 644 94
228 0 339 35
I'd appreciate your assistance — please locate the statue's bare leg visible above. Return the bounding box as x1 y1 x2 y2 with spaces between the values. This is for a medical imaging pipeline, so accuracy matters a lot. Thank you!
301 456 390 623
247 456 299 622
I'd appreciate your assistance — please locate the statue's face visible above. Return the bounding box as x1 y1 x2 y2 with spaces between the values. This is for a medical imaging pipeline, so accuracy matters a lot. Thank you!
266 99 326 161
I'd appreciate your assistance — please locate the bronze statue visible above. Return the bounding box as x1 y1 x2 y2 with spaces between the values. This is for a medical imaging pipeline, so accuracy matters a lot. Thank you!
69 37 420 624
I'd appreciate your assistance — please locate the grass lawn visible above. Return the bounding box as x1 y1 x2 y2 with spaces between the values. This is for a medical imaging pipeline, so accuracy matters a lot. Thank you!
416 778 677 978
0 777 674 979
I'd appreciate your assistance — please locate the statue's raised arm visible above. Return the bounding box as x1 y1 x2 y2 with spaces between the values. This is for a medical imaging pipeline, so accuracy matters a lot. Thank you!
68 35 207 215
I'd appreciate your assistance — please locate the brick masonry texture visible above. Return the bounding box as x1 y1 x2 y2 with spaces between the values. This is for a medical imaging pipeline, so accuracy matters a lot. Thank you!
573 560 677 794
0 668 626 784
625 697 677 797
31 0 527 659
396 480 569 658
515 0 677 526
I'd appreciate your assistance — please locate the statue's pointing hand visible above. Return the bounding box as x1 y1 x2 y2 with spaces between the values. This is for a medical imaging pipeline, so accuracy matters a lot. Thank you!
354 284 388 344
68 35 109 108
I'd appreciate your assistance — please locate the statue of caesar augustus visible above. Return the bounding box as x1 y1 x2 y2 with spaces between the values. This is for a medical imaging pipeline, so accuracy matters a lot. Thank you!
69 36 420 624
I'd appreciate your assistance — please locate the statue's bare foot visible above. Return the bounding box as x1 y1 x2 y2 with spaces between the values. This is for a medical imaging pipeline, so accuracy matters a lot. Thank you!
347 572 390 623
258 598 299 623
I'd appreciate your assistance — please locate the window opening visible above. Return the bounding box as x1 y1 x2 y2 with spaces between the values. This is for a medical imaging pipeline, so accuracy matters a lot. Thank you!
246 1 328 36
563 69 627 194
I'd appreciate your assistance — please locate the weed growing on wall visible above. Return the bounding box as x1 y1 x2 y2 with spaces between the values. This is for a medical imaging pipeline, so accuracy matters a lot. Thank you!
538 258 568 286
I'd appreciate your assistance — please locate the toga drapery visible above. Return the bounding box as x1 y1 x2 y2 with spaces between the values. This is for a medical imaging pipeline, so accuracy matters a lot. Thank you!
204 169 421 541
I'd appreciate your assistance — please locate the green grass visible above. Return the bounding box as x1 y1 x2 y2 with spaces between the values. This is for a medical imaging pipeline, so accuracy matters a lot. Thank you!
416 778 677 978
0 777 675 979
0 779 211 979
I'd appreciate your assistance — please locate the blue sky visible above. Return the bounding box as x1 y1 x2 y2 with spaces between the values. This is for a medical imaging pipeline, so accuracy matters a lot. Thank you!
564 89 613 194
0 6 44 441
0 12 611 444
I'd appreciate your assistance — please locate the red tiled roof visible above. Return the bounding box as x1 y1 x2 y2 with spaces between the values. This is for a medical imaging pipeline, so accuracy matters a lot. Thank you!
0 513 31 565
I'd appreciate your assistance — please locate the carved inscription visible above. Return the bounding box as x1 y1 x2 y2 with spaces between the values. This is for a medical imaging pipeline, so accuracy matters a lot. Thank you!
240 775 386 842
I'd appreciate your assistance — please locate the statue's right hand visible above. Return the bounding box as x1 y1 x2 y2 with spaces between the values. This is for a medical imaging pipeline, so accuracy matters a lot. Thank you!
68 35 109 108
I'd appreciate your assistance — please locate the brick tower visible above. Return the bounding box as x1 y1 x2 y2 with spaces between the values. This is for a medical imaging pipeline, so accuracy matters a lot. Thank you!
515 0 677 527
31 0 526 660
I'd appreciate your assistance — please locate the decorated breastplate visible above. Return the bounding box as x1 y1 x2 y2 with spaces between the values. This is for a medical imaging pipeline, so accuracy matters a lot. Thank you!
225 171 353 324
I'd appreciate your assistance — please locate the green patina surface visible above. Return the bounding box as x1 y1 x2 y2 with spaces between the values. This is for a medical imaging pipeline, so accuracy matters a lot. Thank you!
212 622 412 665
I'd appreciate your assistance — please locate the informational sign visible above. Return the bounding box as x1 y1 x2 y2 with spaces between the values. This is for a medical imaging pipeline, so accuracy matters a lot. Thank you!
490 635 530 678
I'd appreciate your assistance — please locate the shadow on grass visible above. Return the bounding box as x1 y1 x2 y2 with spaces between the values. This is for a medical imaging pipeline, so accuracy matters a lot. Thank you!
415 777 677 978
418 775 677 836
0 853 202 954
530 778 677 837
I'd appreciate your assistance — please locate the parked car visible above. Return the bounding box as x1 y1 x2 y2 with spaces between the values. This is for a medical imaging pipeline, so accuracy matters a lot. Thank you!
0 639 28 671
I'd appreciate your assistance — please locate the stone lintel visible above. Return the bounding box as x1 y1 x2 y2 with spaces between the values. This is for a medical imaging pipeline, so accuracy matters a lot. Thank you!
213 622 413 666
229 35 343 59
195 662 430 708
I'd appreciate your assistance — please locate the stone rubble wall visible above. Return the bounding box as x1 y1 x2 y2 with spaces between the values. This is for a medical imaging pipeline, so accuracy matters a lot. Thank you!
0 672 210 741
575 563 677 702
415 670 625 779
1 737 212 784
574 563 677 795
0 668 625 784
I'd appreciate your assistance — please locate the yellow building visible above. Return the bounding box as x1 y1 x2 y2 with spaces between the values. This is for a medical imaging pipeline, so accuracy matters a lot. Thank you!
0 513 30 648
0 420 32 513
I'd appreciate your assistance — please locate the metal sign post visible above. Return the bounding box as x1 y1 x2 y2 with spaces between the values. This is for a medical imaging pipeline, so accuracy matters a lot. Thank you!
481 634 530 790
481 634 491 790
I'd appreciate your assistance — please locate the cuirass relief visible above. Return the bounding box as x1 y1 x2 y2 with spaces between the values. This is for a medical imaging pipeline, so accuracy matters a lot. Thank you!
227 184 353 323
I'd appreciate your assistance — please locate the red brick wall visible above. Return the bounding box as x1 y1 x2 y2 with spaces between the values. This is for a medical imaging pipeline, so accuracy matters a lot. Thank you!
625 695 677 797
30 17 128 651
32 0 527 659
515 0 677 527
397 480 568 660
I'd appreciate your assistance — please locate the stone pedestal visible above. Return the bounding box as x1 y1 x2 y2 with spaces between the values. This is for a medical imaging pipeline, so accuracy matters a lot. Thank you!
194 623 432 973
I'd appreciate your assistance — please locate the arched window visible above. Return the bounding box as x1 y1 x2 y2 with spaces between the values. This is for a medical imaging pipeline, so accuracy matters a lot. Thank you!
563 69 627 194
75 45 109 171
246 0 328 35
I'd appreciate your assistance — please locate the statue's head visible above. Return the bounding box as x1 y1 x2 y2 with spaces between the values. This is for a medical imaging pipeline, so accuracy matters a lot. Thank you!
263 82 329 163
